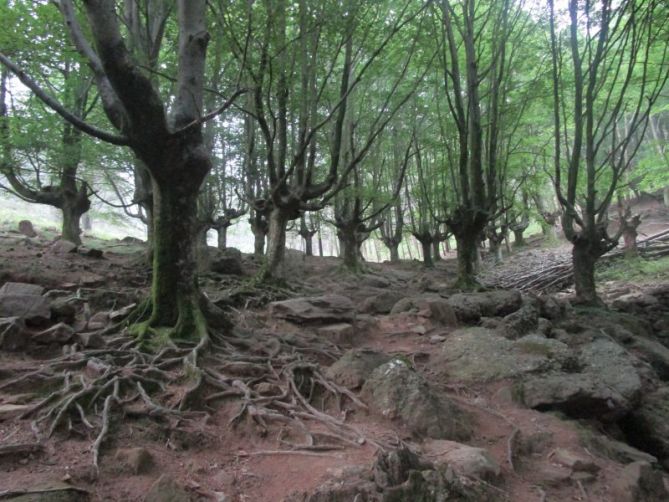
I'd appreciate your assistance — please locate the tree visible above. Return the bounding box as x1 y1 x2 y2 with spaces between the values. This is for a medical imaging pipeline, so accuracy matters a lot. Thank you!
1 0 243 342
432 0 533 288
1 63 92 244
549 0 669 304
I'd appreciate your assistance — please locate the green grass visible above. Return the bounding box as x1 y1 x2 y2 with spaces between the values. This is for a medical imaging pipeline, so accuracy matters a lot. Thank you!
597 254 669 282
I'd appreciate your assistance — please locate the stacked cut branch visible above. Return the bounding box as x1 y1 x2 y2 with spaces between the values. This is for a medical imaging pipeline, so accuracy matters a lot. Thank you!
486 229 669 293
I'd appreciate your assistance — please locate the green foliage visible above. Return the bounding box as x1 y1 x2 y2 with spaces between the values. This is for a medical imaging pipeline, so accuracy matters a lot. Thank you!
597 256 669 283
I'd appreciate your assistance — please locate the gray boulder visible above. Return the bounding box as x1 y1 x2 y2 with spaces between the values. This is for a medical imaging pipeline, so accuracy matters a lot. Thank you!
361 291 404 314
0 284 50 326
519 338 643 421
211 247 244 275
270 295 355 324
326 349 391 389
446 290 522 323
622 386 669 464
610 461 669 502
433 328 569 382
361 359 471 440
0 316 27 351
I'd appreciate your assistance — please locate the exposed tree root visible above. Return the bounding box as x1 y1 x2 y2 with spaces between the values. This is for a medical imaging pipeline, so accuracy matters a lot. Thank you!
0 306 377 473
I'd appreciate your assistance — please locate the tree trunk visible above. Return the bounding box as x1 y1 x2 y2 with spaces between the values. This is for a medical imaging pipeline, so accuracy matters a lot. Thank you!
622 228 638 255
262 207 288 280
217 226 227 250
664 186 669 207
513 229 526 248
304 234 313 256
81 212 92 231
253 230 265 256
419 239 433 268
432 240 441 261
317 231 324 257
338 227 361 271
147 177 204 337
61 201 86 245
454 233 479 289
572 241 600 306
489 239 502 263
388 242 400 263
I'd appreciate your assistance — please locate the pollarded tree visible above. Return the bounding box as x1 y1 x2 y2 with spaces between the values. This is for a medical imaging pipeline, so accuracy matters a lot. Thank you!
1 0 243 342
548 0 669 304
432 0 536 287
1 63 92 244
231 0 427 281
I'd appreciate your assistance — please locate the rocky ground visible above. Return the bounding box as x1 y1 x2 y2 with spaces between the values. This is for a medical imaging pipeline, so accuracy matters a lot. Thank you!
0 223 669 501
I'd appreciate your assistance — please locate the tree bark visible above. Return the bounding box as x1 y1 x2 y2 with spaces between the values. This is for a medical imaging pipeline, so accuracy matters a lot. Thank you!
454 232 479 289
148 175 204 335
61 198 89 245
432 240 441 261
419 238 433 268
262 207 288 280
304 235 313 256
388 242 400 262
664 186 669 207
572 240 600 306
217 225 227 250
513 229 526 248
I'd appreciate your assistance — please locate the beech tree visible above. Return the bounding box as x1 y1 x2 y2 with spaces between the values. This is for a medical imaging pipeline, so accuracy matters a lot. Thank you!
549 0 669 304
0 0 243 341
1 63 92 244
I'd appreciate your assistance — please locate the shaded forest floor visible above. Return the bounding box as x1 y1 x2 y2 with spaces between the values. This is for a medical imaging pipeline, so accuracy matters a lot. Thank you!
0 205 668 501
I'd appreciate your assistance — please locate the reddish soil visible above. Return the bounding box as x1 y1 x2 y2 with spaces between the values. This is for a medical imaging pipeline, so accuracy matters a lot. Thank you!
0 223 666 501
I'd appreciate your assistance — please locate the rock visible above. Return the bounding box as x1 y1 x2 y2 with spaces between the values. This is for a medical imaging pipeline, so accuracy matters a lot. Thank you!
390 297 415 314
144 474 190 502
519 338 642 421
551 448 600 474
270 295 355 324
50 239 78 254
0 282 45 296
75 332 106 349
0 316 27 351
113 447 154 474
3 482 89 501
535 464 572 488
610 461 669 502
361 291 404 314
433 328 569 382
579 427 657 465
499 300 539 339
49 298 77 324
613 292 660 313
424 440 501 482
87 311 109 330
539 296 564 320
0 292 51 326
361 359 471 440
622 386 669 463
415 296 458 325
18 220 37 237
0 403 31 421
33 323 75 344
211 248 244 275
446 290 522 323
360 275 391 289
326 349 391 389
78 247 103 258
292 447 494 502
317 323 354 345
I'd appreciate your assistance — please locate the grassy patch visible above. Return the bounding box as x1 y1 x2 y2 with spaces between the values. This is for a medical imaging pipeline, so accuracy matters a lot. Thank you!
597 255 669 283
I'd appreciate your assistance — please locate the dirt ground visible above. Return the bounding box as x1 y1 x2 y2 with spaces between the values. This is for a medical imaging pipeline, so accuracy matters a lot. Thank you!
0 201 668 501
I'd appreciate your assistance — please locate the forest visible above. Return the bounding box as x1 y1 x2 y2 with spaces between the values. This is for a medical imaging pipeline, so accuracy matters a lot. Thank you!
0 0 668 500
